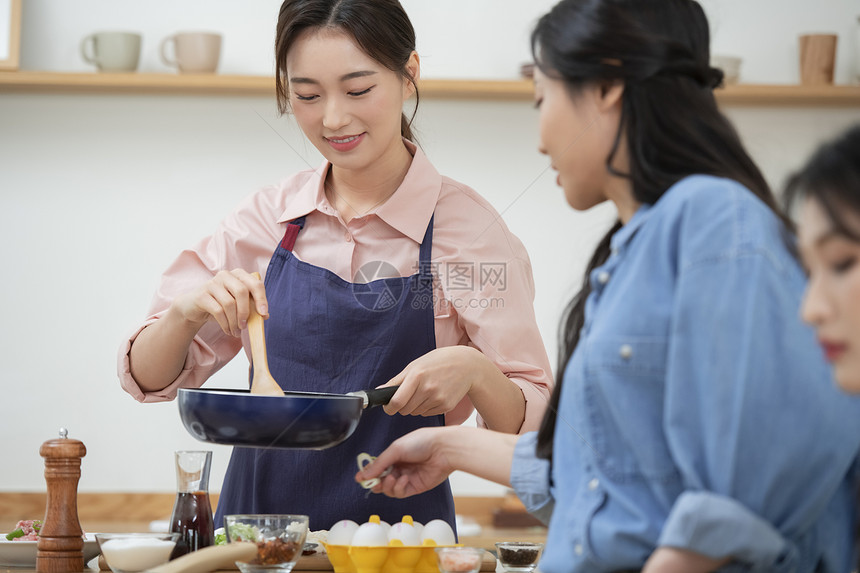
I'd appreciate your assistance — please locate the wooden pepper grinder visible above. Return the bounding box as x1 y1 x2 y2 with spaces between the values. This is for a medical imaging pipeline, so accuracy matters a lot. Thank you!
36 428 87 573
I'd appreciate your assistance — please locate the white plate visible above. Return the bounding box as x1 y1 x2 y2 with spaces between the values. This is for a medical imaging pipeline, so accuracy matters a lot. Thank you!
0 533 100 568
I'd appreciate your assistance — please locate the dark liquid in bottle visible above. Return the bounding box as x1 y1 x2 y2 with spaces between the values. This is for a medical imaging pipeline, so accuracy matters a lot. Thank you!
169 491 214 559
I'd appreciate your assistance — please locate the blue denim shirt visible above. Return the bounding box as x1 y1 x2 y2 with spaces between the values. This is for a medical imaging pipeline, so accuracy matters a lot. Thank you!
511 175 860 573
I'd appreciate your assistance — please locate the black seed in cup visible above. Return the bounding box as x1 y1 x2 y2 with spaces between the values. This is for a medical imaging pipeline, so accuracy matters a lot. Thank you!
499 546 539 566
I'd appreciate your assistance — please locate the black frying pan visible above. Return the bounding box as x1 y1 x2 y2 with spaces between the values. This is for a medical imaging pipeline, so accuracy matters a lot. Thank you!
177 386 397 449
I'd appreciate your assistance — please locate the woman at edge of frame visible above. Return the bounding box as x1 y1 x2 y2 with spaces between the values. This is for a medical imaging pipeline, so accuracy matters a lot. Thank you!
787 124 860 573
356 0 860 571
117 0 552 533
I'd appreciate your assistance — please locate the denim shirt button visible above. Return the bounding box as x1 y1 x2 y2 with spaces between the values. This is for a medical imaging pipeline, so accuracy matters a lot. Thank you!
574 543 583 556
597 271 611 285
588 478 599 491
619 344 633 359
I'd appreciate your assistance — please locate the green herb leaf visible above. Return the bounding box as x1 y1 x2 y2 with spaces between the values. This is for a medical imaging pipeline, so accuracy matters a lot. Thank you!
5 528 24 541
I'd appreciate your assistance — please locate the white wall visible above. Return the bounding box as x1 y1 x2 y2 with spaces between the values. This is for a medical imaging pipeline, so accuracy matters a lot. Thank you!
2 1 860 503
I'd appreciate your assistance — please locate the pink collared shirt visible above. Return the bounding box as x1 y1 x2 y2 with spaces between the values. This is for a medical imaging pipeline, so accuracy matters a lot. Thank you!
118 142 552 432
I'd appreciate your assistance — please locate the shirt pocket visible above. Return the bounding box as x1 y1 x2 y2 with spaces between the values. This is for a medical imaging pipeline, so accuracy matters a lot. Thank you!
583 336 678 482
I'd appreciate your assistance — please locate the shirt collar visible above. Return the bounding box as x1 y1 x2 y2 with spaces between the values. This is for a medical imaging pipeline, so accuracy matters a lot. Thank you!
610 176 702 252
610 202 653 252
277 140 442 244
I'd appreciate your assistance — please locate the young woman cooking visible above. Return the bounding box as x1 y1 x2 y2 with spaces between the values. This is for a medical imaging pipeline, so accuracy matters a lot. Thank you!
356 1 860 571
117 0 552 532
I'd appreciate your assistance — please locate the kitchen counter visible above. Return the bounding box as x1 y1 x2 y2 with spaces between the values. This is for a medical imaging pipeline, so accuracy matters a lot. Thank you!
0 525 543 573
0 521 545 553
3 543 507 573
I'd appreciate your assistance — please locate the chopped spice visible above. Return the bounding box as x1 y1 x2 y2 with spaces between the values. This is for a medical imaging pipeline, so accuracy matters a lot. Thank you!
251 538 300 565
498 546 539 567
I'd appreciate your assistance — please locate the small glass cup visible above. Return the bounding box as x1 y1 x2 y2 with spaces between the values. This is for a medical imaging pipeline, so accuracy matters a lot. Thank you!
494 542 543 573
95 532 180 573
435 546 485 573
224 514 309 573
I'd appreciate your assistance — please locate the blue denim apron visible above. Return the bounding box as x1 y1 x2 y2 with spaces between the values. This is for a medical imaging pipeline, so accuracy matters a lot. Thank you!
214 215 456 533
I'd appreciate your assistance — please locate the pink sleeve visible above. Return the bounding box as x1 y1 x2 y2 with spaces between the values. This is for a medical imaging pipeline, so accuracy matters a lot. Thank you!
442 256 553 433
117 314 244 403
435 186 554 433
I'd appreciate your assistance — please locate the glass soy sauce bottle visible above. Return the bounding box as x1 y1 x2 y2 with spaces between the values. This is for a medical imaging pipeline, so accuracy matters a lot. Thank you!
169 450 215 559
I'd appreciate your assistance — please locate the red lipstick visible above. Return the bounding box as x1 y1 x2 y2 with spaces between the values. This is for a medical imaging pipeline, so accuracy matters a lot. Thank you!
819 339 847 362
326 133 364 152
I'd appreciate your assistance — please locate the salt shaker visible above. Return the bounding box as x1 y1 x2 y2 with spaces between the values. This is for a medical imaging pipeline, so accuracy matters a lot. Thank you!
36 428 87 573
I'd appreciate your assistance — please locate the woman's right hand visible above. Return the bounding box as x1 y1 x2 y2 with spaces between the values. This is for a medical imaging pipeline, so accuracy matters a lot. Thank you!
356 427 455 499
355 426 517 498
171 269 268 338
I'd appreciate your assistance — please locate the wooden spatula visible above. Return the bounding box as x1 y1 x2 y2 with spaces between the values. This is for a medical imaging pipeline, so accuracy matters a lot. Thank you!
247 272 285 396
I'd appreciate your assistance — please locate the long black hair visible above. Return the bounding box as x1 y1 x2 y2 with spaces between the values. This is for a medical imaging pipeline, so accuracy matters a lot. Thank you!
783 125 860 241
274 0 420 141
534 0 788 460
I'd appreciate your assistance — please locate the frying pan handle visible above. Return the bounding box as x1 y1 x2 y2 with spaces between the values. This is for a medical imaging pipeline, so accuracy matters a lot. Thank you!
362 386 398 409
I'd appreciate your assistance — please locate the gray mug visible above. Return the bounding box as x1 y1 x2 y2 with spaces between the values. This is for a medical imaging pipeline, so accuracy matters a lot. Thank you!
80 32 142 73
160 32 222 74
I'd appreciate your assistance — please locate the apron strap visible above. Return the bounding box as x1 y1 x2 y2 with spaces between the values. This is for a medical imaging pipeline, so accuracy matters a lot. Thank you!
279 216 306 251
278 214 433 267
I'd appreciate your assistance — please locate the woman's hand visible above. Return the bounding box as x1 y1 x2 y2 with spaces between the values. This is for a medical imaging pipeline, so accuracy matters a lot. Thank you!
380 346 484 417
171 269 268 338
642 547 731 573
380 346 527 433
357 427 455 498
356 426 517 498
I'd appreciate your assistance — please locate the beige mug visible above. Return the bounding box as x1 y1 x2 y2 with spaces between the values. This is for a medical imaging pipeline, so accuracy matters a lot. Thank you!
160 32 222 74
80 32 142 73
799 34 838 85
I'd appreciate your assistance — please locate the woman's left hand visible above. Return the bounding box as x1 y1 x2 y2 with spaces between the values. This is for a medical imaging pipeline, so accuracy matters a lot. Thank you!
380 346 491 417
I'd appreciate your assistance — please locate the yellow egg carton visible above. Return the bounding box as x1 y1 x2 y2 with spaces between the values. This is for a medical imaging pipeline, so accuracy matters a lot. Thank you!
323 516 460 573
324 541 461 573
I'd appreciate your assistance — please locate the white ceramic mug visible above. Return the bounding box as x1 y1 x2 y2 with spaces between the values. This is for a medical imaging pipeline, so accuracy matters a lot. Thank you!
711 54 742 85
160 32 222 74
80 32 142 73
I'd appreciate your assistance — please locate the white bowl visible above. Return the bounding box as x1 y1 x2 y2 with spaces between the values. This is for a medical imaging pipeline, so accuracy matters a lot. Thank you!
95 532 179 573
0 533 100 568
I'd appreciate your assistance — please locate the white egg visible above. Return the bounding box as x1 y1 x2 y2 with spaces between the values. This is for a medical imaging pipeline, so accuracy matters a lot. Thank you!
420 519 456 546
411 521 424 538
326 520 359 546
387 522 420 546
351 522 389 546
379 520 391 536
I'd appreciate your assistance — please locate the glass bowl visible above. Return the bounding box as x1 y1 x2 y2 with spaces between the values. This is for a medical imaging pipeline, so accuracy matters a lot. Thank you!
95 532 180 573
224 514 309 573
435 546 485 573
494 542 543 573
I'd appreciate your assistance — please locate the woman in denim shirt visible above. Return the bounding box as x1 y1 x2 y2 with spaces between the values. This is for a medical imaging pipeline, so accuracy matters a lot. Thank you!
791 125 860 393
790 126 860 573
357 0 860 571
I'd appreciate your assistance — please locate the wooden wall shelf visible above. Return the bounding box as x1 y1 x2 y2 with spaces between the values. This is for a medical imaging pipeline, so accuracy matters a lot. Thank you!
1 71 859 106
